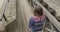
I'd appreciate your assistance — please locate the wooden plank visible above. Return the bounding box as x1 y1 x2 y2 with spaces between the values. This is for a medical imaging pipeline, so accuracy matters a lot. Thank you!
45 28 56 32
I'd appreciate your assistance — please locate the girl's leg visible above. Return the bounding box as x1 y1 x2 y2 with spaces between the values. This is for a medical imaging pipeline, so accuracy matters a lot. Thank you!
31 28 36 32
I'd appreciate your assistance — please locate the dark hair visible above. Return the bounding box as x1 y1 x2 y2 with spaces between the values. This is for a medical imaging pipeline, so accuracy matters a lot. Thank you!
34 6 43 16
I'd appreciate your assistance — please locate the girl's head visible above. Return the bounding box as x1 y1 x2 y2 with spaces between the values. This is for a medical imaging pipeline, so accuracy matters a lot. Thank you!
34 6 43 16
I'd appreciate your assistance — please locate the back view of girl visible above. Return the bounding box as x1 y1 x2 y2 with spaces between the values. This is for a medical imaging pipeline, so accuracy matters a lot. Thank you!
29 6 45 32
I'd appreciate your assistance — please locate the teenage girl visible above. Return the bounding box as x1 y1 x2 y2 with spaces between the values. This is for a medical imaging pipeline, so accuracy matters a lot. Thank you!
29 6 45 32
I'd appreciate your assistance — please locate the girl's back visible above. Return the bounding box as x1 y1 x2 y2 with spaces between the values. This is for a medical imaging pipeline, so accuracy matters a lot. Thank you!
29 14 45 31
29 6 45 32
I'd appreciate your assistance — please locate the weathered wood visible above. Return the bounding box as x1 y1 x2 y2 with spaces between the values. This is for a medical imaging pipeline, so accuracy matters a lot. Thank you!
0 0 8 31
47 7 56 16
16 0 32 32
41 2 49 9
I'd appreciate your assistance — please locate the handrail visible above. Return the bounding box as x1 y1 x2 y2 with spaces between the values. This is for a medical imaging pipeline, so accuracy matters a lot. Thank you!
0 0 9 31
0 0 8 21
45 28 56 32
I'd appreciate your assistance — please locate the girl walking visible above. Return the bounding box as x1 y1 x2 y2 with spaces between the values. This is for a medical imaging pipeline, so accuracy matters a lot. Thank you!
29 6 45 32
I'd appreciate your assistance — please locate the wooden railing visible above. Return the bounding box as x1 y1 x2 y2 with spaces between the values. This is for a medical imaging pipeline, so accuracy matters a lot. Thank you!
0 0 9 31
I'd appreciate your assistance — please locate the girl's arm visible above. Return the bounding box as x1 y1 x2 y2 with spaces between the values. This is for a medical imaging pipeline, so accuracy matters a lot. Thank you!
29 18 35 28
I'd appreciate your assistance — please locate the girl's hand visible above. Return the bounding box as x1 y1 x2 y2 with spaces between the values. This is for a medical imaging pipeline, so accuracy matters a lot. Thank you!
29 29 31 32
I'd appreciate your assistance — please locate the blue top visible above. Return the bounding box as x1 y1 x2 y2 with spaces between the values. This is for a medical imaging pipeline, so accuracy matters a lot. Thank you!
29 16 45 31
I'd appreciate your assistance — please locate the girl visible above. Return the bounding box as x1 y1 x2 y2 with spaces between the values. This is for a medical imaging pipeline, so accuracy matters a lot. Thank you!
29 6 45 32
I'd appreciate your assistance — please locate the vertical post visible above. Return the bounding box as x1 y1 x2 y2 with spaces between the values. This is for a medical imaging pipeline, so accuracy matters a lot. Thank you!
16 0 23 32
16 0 32 32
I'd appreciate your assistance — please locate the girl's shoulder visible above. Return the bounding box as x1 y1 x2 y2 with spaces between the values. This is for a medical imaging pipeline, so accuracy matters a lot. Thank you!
29 17 35 21
30 16 40 22
30 15 45 22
